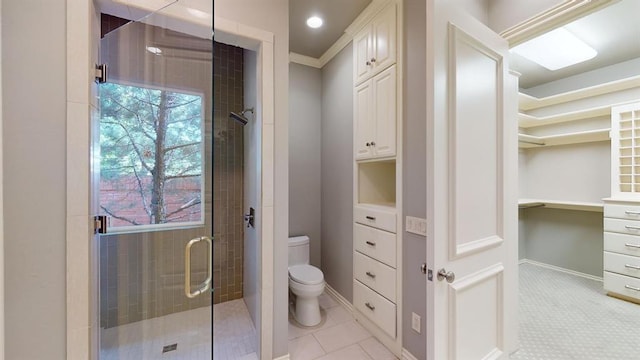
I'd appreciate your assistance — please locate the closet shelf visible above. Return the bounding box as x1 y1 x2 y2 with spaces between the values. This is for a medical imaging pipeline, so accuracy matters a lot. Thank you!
518 128 610 148
519 75 640 111
519 105 611 128
518 199 604 212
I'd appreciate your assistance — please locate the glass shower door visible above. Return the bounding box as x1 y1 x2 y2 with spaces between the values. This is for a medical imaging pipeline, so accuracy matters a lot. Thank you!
97 5 213 359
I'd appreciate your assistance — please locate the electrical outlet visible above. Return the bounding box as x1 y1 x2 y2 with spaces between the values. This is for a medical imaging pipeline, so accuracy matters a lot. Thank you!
411 312 421 333
406 216 427 236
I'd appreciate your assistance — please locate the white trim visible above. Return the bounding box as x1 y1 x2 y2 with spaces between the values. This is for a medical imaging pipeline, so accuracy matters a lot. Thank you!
288 52 322 69
273 355 290 360
499 0 619 46
518 198 604 212
518 129 610 149
401 348 419 360
324 284 354 314
520 259 604 282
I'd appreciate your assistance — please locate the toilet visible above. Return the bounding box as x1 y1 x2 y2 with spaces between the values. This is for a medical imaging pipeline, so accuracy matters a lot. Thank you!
288 235 325 327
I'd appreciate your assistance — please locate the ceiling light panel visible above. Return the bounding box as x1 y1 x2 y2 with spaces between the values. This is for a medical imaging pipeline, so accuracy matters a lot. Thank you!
512 27 598 71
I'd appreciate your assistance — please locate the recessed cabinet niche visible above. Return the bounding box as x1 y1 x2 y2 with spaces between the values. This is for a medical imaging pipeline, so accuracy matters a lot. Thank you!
355 65 397 160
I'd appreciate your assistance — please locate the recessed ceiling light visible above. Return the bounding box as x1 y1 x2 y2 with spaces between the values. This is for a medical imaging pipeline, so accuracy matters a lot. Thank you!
146 46 162 55
512 27 597 71
306 16 323 29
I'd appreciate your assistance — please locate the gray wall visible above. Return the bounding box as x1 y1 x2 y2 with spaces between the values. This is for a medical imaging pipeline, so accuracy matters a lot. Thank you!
2 0 67 358
289 63 322 268
321 43 355 301
402 0 427 359
521 208 604 277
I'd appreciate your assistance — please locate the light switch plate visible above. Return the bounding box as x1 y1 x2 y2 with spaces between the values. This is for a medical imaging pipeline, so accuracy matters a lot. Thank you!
406 216 427 236
411 312 421 333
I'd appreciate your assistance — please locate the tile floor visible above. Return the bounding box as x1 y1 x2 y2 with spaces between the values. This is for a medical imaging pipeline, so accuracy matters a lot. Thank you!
288 292 398 360
100 306 212 359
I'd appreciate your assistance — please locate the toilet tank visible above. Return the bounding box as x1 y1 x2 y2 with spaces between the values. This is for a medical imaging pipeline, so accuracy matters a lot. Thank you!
288 236 310 266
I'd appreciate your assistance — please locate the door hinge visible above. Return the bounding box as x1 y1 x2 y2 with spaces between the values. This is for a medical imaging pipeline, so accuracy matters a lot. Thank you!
95 64 108 84
427 269 433 282
94 215 109 234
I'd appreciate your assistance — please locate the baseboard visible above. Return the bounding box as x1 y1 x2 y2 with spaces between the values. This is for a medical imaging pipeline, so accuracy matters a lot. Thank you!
401 348 419 360
520 258 603 282
324 284 354 314
273 354 290 360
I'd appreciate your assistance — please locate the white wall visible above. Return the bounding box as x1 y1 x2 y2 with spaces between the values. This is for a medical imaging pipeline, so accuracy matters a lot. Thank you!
213 1 290 357
289 63 322 268
2 0 68 358
244 48 260 326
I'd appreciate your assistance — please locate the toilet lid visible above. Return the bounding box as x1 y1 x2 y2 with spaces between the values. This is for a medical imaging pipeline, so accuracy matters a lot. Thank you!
289 265 324 285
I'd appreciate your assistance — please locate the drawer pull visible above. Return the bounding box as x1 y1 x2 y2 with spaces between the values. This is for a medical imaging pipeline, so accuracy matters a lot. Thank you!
625 243 640 249
365 302 375 310
365 271 376 278
625 264 640 270
625 285 640 292
365 216 376 220
365 241 376 246
625 210 640 215
625 225 640 231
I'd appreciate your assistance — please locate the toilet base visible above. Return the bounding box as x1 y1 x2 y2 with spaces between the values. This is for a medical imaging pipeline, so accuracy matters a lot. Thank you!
292 295 321 327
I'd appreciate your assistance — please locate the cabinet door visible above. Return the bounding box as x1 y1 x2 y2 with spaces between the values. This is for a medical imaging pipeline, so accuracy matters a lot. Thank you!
372 66 396 158
354 27 372 85
355 80 374 159
371 4 396 76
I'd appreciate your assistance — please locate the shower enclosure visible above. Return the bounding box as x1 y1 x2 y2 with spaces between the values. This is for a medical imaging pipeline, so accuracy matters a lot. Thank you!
97 5 214 359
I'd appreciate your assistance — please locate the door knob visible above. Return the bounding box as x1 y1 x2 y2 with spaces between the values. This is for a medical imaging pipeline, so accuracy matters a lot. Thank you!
437 268 455 283
370 57 376 63
370 141 376 146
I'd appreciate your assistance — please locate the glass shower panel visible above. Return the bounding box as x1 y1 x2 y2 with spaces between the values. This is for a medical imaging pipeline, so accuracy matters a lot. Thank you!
97 5 213 359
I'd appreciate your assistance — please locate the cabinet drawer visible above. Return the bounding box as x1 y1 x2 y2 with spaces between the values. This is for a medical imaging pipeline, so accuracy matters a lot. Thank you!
605 204 640 220
604 218 640 236
604 252 640 279
354 223 396 267
354 252 396 302
604 271 640 300
604 232 640 256
354 280 396 338
354 205 396 233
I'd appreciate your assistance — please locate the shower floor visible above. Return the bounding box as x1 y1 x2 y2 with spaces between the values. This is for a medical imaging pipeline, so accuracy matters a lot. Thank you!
100 299 257 359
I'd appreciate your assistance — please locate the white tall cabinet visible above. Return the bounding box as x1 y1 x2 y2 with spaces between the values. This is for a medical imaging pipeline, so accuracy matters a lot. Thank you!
604 102 640 302
352 1 403 355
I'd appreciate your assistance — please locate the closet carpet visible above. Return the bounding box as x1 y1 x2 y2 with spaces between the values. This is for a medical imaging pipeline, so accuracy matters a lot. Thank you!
511 263 640 360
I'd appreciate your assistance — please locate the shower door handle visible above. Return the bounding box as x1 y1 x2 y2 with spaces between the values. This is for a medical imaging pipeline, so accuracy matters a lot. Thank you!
185 236 213 299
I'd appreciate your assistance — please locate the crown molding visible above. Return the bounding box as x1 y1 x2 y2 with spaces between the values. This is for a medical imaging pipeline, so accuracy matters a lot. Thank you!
289 52 322 68
290 0 395 69
500 0 619 46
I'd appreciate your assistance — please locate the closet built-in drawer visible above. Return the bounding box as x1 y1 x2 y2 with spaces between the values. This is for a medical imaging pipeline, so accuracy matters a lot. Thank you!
354 280 396 338
354 223 396 268
354 252 396 302
354 205 396 233
604 271 640 300
604 218 640 236
604 232 640 257
604 252 640 279
605 203 640 221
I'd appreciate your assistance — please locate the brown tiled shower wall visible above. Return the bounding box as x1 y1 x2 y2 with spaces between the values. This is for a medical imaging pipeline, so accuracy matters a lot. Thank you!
212 41 245 304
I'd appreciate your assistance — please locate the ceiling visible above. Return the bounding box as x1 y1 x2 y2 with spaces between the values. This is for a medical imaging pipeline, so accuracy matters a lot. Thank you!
289 0 372 59
511 0 640 89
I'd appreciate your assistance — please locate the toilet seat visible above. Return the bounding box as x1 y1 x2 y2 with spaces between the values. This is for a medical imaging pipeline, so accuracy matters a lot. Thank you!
289 265 324 285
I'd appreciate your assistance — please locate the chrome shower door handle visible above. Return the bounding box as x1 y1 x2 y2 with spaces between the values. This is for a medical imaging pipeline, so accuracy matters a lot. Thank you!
185 236 213 299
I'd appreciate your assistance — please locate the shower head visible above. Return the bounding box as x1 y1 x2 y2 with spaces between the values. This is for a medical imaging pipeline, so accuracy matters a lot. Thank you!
228 108 254 126
229 112 249 125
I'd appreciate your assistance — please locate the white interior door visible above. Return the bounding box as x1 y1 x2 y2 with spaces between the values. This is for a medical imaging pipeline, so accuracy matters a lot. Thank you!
426 1 517 359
